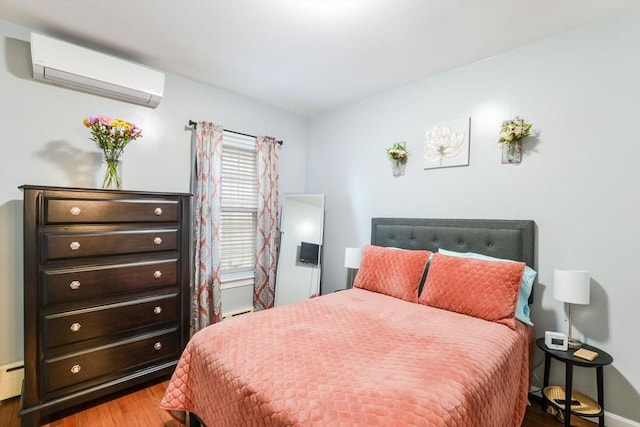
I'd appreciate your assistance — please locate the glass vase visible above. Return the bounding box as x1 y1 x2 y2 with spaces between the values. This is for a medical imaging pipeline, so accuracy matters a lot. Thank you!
391 160 406 177
102 158 122 190
502 142 522 164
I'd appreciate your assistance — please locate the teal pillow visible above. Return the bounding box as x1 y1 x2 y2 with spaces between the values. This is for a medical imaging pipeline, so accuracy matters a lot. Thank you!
437 248 536 326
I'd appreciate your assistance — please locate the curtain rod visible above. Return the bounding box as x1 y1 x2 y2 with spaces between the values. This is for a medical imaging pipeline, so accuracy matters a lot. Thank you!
188 120 283 145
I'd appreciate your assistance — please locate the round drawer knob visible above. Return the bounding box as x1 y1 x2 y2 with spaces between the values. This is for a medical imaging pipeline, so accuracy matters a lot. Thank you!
69 241 81 250
153 342 162 351
70 207 81 215
70 364 82 374
70 322 81 332
69 280 81 290
154 208 163 216
153 237 162 245
153 270 162 279
153 306 162 315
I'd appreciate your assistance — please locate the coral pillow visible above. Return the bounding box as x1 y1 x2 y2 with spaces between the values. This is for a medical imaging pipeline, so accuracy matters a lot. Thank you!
438 248 536 326
353 245 431 302
419 253 524 329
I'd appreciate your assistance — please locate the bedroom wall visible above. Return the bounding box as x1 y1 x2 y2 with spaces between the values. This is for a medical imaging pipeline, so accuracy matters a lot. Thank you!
307 11 640 424
0 20 308 368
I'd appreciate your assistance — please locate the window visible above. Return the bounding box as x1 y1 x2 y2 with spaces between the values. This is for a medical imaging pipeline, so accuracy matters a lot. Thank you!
220 132 257 280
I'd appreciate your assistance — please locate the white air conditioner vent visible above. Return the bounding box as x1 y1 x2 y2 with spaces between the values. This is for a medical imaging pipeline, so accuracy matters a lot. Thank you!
30 33 164 108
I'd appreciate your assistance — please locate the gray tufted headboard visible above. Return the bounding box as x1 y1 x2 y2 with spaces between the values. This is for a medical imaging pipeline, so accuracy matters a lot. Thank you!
371 218 536 301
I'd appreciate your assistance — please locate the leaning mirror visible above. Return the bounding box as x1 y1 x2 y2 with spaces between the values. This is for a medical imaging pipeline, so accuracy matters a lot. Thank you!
274 193 325 307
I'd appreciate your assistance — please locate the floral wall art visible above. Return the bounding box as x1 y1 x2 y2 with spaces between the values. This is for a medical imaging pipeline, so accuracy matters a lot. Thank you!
423 117 470 170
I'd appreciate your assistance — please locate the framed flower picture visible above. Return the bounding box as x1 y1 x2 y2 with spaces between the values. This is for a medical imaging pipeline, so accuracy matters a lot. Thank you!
423 117 470 170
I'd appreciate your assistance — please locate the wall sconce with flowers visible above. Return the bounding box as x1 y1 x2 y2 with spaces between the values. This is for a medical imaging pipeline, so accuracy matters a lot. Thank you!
386 142 408 177
498 116 532 164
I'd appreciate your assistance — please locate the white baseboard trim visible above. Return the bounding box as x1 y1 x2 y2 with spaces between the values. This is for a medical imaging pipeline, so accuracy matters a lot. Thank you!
605 411 640 427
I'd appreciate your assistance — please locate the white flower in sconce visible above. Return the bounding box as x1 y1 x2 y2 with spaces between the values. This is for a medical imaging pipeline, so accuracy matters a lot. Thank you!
498 116 532 144
386 142 408 177
498 116 533 164
424 125 464 166
386 142 408 162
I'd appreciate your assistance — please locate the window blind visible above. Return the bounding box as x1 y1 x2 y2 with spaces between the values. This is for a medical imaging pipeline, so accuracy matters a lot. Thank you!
220 133 257 277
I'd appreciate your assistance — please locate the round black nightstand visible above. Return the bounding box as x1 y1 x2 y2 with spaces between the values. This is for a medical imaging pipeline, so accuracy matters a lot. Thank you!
535 338 613 427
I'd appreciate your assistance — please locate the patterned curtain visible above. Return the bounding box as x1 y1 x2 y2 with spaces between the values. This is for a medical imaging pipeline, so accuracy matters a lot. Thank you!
192 121 224 331
254 136 280 310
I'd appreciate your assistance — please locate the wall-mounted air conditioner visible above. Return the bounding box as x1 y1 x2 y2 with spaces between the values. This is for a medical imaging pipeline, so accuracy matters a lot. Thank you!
30 33 164 108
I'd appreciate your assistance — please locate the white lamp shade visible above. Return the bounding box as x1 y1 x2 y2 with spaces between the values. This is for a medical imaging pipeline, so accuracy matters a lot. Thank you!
553 269 590 305
344 247 362 269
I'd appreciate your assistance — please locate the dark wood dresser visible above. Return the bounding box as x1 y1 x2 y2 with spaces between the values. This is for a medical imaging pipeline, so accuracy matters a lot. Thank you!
19 185 191 427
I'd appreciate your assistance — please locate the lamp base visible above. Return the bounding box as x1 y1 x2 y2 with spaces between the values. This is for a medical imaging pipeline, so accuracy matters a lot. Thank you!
568 339 583 349
347 268 356 289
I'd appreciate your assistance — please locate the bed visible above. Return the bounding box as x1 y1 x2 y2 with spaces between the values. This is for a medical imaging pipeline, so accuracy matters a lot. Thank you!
161 218 536 426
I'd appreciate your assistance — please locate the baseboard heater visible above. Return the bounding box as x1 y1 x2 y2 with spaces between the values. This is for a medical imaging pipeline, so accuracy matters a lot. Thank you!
0 361 24 402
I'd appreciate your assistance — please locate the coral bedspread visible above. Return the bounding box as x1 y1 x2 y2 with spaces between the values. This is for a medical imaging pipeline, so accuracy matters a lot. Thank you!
161 288 533 426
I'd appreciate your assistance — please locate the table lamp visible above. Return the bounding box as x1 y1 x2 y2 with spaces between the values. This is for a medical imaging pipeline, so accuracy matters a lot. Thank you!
553 269 590 349
344 247 362 288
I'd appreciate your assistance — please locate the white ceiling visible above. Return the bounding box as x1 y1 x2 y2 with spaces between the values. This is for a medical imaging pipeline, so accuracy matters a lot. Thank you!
1 0 638 116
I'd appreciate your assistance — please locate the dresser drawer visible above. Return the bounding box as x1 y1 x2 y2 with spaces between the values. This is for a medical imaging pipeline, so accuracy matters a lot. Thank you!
43 229 177 261
43 294 178 349
43 329 179 394
42 260 178 305
45 198 179 224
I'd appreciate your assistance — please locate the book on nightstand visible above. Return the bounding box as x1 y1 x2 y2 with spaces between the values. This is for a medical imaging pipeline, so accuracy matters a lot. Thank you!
573 348 598 361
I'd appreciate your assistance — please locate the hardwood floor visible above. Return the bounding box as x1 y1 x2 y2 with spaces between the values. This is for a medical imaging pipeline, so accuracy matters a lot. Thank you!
0 380 596 426
0 380 179 427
